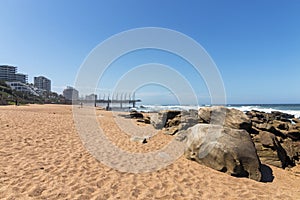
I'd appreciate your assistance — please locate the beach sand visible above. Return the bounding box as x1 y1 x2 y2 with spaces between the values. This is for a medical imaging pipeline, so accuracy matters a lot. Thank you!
1 104 300 199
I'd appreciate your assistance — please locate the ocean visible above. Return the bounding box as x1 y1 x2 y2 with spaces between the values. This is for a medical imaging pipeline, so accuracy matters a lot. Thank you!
133 104 300 119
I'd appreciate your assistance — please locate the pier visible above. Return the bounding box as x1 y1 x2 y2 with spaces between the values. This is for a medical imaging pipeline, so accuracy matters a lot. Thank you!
79 93 141 110
96 99 141 110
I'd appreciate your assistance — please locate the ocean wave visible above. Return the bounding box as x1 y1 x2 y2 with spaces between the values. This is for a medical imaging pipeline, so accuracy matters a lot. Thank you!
135 105 199 112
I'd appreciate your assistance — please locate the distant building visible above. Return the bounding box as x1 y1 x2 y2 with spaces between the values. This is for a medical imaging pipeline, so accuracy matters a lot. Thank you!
63 86 79 101
15 73 28 83
34 76 51 92
0 65 28 83
85 94 97 101
5 81 39 96
0 65 16 82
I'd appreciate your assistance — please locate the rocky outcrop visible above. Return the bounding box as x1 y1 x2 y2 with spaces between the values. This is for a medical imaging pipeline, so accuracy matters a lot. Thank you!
151 106 252 135
146 107 300 171
177 124 262 181
196 107 300 169
198 106 252 132
246 110 300 168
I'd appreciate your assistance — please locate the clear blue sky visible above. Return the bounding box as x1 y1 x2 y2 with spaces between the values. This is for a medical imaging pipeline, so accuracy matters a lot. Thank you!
0 0 299 104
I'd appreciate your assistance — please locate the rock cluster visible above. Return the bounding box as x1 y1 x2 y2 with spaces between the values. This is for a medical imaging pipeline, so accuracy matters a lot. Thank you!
145 108 261 180
246 110 300 168
134 106 300 181
197 107 300 169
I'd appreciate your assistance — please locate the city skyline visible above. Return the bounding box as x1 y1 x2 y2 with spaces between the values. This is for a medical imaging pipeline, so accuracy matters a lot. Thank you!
0 64 51 89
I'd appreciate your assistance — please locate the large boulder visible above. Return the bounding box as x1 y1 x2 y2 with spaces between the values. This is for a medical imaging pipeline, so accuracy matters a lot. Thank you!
177 124 262 181
198 106 252 131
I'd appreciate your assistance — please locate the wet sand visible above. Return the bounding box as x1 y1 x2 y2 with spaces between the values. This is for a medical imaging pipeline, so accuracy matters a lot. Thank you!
0 104 300 199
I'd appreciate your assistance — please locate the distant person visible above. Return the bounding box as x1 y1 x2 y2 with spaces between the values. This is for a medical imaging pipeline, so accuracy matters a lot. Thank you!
80 102 83 108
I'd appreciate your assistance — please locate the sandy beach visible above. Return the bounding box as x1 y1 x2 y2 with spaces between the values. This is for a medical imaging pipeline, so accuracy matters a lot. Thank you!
1 104 300 200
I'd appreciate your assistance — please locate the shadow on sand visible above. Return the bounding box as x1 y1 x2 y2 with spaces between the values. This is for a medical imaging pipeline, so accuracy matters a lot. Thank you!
260 164 274 182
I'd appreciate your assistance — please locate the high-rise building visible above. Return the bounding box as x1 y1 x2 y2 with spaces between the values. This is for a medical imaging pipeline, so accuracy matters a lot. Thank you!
0 65 16 82
34 76 51 92
15 73 28 83
0 65 28 83
63 86 79 100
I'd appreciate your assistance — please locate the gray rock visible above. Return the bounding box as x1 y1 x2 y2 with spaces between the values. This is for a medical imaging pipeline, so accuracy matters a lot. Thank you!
253 131 293 168
259 131 275 147
150 110 181 129
162 111 199 135
177 124 261 181
130 111 144 119
130 136 148 144
198 107 211 123
254 123 286 138
163 126 180 135
282 140 300 165
198 106 252 131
